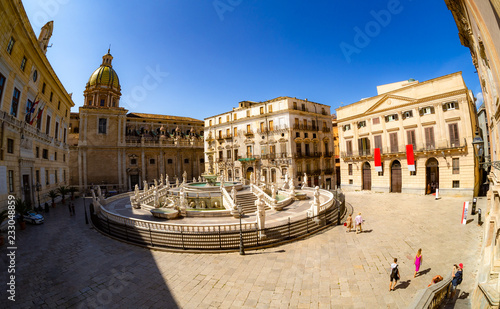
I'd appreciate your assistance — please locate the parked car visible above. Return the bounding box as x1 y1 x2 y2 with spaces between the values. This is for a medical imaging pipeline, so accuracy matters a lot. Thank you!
24 211 44 224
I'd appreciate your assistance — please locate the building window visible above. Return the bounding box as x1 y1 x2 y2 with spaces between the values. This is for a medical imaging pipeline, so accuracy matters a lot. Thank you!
246 110 250 117
233 127 237 137
348 164 353 176
343 124 351 131
46 115 51 135
0 73 5 103
63 128 67 143
50 92 53 102
57 101 61 110
54 152 57 161
131 159 137 165
234 149 238 159
184 159 189 164
150 159 155 164
45 170 49 185
100 99 105 106
55 122 59 140
269 105 273 113
358 137 370 155
425 127 435 149
25 99 33 123
247 145 252 157
346 140 352 156
55 170 58 183
20 56 27 71
246 124 251 133
33 70 38 82
389 132 398 153
406 130 416 149
42 149 48 159
443 101 458 111
8 170 14 192
63 154 66 162
226 115 230 122
374 135 382 152
63 170 66 182
36 146 39 158
7 138 14 153
218 117 222 124
234 113 237 120
98 118 107 134
304 132 308 138
420 106 435 116
378 163 384 176
227 149 231 159
402 110 413 119
301 103 306 111
209 120 212 126
349 179 353 185
452 158 459 174
168 159 173 164
6 37 15 54
453 180 460 188
357 120 366 128
385 114 398 122
42 83 46 94
449 123 460 147
200 158 204 163
293 102 297 110
372 117 380 125
36 170 40 184
10 88 20 117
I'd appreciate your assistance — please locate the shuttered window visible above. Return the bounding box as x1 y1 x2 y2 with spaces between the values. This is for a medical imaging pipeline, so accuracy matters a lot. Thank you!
389 133 398 153
348 164 353 176
406 130 416 149
449 123 460 147
425 127 435 149
452 158 459 174
346 140 352 156
358 137 370 155
374 135 382 152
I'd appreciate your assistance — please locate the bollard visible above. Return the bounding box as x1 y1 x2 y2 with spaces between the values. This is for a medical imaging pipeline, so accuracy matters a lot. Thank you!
472 197 477 215
435 188 439 200
478 208 482 226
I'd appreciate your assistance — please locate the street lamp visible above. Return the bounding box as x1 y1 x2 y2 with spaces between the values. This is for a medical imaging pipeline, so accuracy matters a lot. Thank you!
83 193 89 225
35 182 41 212
472 130 500 170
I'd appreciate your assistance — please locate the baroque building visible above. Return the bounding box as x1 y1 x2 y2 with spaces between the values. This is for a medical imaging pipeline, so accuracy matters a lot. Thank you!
337 72 480 197
0 0 73 211
331 114 341 187
68 51 204 192
204 97 335 189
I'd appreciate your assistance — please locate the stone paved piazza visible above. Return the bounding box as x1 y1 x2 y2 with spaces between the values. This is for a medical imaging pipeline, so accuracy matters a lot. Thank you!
3 191 482 308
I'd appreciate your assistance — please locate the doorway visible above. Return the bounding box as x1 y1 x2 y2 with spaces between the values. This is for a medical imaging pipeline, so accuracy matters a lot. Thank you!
246 167 254 182
426 158 439 194
130 175 139 189
23 174 32 206
390 160 402 193
362 162 371 190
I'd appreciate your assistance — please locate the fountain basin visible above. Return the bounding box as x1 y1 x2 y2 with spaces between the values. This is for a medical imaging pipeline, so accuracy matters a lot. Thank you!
185 182 243 192
150 208 180 219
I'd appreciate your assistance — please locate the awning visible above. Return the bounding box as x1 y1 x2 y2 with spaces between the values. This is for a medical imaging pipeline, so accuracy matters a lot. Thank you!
238 158 256 162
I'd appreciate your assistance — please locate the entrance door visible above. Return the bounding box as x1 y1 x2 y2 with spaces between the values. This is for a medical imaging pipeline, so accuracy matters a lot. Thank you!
390 161 402 193
426 158 439 194
246 167 254 182
130 175 139 189
22 175 32 205
362 162 371 190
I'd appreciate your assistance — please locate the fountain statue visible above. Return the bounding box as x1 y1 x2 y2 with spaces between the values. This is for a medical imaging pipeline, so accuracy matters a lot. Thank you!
165 174 169 185
256 194 267 239
302 173 308 189
182 171 187 184
175 178 179 187
198 176 202 183
271 184 277 200
143 181 148 192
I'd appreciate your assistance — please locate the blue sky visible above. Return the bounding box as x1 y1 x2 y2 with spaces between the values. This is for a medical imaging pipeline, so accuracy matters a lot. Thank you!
23 0 480 119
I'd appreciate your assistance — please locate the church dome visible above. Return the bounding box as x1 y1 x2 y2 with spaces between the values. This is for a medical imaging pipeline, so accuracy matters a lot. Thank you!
87 50 120 89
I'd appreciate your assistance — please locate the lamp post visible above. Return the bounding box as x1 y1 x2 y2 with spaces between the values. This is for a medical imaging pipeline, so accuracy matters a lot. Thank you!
35 182 42 212
238 204 245 255
83 193 89 225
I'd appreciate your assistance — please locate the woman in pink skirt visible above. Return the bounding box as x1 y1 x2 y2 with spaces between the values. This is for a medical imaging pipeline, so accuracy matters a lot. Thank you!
414 248 423 278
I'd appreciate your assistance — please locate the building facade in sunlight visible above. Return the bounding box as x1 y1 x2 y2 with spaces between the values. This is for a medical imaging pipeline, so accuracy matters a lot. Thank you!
336 72 479 197
204 97 335 189
68 51 204 192
0 0 74 211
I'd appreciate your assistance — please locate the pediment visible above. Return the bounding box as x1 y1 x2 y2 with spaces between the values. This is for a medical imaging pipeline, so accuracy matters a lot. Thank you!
365 95 415 114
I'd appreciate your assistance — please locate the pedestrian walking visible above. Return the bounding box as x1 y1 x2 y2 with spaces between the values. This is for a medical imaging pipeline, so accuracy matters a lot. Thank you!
68 202 73 216
414 248 423 278
345 214 353 232
451 263 463 298
44 202 49 213
71 202 76 216
355 212 363 233
389 258 400 291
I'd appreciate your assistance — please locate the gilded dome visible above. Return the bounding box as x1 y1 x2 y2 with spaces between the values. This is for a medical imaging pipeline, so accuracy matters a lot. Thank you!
88 65 120 89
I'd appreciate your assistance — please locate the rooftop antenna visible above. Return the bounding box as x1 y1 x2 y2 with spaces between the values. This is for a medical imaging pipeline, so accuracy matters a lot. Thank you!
108 44 111 53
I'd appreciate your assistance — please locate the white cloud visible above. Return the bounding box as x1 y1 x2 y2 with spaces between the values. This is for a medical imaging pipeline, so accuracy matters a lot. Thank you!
476 92 484 108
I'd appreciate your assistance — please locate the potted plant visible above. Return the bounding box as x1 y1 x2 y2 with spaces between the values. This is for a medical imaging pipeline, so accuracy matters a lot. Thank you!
48 190 59 207
57 186 69 204
69 187 78 200
14 198 30 230
0 209 8 246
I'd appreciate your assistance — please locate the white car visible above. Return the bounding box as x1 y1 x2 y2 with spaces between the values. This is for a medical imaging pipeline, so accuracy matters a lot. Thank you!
24 211 44 224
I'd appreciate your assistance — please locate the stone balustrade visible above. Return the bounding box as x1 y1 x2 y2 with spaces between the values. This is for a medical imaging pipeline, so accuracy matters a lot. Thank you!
220 186 236 211
250 184 277 210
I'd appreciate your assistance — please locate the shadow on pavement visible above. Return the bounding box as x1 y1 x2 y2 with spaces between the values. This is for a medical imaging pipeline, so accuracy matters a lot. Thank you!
395 280 411 290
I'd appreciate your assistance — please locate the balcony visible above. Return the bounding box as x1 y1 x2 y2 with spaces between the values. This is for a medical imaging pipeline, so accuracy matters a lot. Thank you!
244 130 254 136
216 135 224 141
322 127 331 133
324 151 333 157
223 134 232 139
340 138 467 159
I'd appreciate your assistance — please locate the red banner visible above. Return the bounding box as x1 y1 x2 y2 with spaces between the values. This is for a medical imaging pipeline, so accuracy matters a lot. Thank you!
374 148 382 172
406 144 415 171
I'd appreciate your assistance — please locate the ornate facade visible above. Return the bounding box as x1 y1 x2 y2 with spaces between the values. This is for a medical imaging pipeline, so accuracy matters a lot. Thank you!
337 73 479 197
69 51 204 192
0 0 73 211
204 97 335 189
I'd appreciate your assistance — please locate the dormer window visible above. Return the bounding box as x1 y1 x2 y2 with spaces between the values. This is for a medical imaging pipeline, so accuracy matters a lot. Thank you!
443 101 458 111
357 120 366 128
343 124 351 131
419 106 435 116
402 110 413 119
385 114 398 122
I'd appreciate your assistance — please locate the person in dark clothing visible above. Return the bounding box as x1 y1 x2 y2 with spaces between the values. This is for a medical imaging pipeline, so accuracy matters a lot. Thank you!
451 263 463 298
71 202 76 216
44 202 49 213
